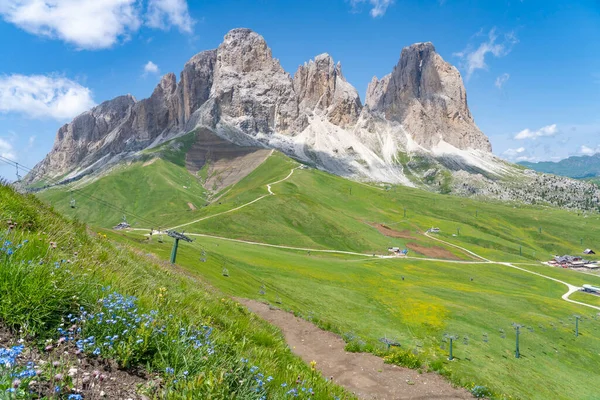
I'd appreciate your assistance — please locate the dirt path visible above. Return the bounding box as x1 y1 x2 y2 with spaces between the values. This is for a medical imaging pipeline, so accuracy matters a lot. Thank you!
239 299 472 400
424 233 600 312
166 164 298 231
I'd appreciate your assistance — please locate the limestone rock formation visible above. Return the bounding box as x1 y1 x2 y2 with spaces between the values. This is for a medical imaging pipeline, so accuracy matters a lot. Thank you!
293 53 362 126
208 28 299 135
177 50 217 126
366 42 491 152
28 28 496 190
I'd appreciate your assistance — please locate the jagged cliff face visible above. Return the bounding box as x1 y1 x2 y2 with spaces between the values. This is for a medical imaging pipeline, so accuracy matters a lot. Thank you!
294 53 362 127
366 42 491 152
28 28 496 186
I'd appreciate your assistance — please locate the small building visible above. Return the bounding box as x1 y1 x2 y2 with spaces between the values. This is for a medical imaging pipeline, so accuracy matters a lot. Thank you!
583 263 600 270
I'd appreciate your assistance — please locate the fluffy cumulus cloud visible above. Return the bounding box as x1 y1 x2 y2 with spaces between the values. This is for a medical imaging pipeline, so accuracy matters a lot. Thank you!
0 138 16 160
0 74 96 120
495 73 510 89
146 0 193 32
580 145 600 156
454 28 518 79
349 0 394 17
0 0 194 50
143 61 160 75
514 124 558 140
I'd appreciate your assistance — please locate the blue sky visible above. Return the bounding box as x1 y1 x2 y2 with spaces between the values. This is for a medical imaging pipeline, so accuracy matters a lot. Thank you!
0 0 599 179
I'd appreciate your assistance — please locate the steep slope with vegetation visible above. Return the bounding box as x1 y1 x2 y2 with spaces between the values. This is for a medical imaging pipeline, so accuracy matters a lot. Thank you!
40 150 600 261
0 183 351 399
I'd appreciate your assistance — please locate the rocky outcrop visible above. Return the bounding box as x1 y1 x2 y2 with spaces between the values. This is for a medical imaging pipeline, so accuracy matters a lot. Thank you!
208 28 299 135
293 53 362 126
27 95 135 182
366 42 491 152
177 50 217 126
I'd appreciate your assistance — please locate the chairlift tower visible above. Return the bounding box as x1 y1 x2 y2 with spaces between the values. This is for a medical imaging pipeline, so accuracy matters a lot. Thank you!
167 230 193 264
512 323 523 358
15 163 21 182
444 334 459 360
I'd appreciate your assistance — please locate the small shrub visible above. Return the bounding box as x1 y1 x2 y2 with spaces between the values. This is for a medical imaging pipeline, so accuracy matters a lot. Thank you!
344 340 366 353
384 349 422 369
471 385 492 398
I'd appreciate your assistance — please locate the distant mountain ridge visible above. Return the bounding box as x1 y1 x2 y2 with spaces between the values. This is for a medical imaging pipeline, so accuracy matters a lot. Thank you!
520 153 600 179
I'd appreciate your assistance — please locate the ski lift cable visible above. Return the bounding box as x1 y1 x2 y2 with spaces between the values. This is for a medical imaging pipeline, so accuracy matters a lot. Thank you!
1 156 365 242
0 156 156 225
0 156 159 227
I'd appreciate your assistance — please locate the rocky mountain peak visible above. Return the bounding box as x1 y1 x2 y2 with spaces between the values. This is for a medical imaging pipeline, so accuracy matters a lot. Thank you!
366 41 491 152
28 27 495 189
217 28 282 74
293 53 361 127
209 28 298 135
156 73 177 95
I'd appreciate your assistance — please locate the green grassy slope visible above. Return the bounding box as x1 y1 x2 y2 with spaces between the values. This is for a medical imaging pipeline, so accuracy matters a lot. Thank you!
111 229 600 400
1 184 350 399
586 177 600 186
40 158 209 229
33 144 600 399
39 146 600 263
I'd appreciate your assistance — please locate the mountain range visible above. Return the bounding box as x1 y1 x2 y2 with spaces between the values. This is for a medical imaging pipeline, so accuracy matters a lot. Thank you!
520 154 600 179
25 28 600 211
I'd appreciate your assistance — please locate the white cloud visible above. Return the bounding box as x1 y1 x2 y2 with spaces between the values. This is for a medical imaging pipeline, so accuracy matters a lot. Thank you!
495 73 510 89
0 0 194 50
349 0 394 17
28 135 36 147
146 0 193 32
143 61 160 76
503 147 526 157
454 28 518 79
0 0 141 50
514 124 558 140
0 74 96 120
580 145 600 156
0 138 16 160
502 146 536 162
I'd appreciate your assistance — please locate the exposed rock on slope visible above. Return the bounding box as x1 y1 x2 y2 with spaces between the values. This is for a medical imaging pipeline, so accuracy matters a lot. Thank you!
26 50 217 183
294 53 362 127
366 42 491 152
206 28 299 135
28 28 492 186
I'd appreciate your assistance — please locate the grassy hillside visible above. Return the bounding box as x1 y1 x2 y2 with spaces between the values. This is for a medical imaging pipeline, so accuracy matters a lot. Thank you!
40 158 209 229
33 146 600 399
40 151 600 262
111 229 600 400
0 183 351 399
586 177 600 186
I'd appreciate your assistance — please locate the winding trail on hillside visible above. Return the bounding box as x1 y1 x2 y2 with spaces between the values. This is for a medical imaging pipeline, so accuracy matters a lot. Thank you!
133 163 600 313
164 165 299 231
184 232 491 264
239 299 473 400
424 232 600 312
